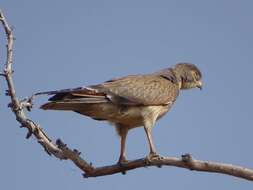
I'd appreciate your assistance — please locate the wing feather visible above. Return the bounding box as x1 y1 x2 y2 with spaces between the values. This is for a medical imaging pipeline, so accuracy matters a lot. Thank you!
39 86 109 110
92 74 179 106
40 72 179 109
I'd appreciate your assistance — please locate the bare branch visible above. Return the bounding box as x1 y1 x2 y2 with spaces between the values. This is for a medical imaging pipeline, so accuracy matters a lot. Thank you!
82 154 253 180
0 8 93 174
1 9 253 181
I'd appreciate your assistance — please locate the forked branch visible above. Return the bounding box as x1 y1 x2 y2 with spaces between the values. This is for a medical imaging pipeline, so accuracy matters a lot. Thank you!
1 10 253 181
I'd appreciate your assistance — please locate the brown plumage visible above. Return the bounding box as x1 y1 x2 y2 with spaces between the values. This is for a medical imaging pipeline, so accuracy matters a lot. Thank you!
39 63 202 164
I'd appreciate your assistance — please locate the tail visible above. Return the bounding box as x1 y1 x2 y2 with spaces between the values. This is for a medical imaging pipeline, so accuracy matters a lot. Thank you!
39 86 109 111
40 102 81 110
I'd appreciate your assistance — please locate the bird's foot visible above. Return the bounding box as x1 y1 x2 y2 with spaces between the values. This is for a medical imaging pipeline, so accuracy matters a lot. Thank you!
145 152 163 164
117 157 128 175
117 157 129 167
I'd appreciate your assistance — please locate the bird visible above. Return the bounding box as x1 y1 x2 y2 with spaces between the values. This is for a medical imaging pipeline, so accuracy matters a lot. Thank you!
38 63 202 165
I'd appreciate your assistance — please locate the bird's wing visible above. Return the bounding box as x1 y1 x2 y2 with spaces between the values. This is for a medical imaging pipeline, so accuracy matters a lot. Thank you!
92 74 179 106
38 73 179 109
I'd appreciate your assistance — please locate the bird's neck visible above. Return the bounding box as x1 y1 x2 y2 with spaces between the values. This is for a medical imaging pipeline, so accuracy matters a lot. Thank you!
172 72 183 89
172 67 184 90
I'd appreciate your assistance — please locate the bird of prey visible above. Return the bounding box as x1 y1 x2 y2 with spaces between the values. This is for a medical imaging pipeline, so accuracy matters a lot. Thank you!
38 63 202 164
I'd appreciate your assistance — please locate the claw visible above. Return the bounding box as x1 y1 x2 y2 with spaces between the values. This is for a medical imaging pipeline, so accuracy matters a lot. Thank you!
117 157 129 167
117 157 128 175
145 152 163 164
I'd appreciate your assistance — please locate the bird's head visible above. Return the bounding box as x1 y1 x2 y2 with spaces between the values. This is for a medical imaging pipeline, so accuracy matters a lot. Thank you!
173 63 203 90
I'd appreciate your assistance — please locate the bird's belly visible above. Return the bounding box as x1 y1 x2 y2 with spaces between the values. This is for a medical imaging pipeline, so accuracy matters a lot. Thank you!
113 106 144 127
109 105 170 128
78 103 170 128
77 103 142 126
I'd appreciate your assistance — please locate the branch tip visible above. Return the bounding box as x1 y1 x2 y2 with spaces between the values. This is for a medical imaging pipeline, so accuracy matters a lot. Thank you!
56 139 66 148
5 89 10 96
73 149 81 156
26 129 33 139
4 68 14 75
20 97 33 111
181 153 193 162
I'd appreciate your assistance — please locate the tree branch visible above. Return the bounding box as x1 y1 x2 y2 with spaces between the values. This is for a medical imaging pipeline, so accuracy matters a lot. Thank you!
1 9 253 181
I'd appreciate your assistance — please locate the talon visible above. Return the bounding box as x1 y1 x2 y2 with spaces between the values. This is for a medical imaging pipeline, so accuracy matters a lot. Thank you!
118 157 129 167
117 157 128 175
145 152 163 164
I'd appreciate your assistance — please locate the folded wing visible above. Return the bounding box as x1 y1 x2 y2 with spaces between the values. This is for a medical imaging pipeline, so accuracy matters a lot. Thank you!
39 74 179 111
93 74 179 105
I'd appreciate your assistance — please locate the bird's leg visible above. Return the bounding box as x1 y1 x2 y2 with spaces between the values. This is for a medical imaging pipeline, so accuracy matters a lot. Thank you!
144 123 163 163
118 133 128 165
144 126 157 155
116 125 129 166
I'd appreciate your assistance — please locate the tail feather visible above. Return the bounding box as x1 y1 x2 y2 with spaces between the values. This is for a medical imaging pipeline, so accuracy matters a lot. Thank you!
39 86 110 111
40 101 113 122
40 102 76 110
40 102 92 110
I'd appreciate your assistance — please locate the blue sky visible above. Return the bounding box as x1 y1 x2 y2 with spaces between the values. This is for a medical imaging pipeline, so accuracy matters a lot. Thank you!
1 0 253 189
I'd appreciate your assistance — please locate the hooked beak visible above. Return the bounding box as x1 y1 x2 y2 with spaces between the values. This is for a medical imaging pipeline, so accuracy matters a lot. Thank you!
197 81 203 90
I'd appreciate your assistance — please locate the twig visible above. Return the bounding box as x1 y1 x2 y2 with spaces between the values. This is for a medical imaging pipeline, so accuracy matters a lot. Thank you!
1 9 253 181
0 9 93 174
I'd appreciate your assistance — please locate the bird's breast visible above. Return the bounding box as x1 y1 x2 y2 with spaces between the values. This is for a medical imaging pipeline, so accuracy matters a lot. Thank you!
110 104 170 128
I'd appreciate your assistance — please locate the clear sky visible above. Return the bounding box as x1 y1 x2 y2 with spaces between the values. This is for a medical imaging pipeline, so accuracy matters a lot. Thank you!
1 0 253 189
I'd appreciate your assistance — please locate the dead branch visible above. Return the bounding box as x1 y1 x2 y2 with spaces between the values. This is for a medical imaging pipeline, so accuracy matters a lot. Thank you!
1 10 253 181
